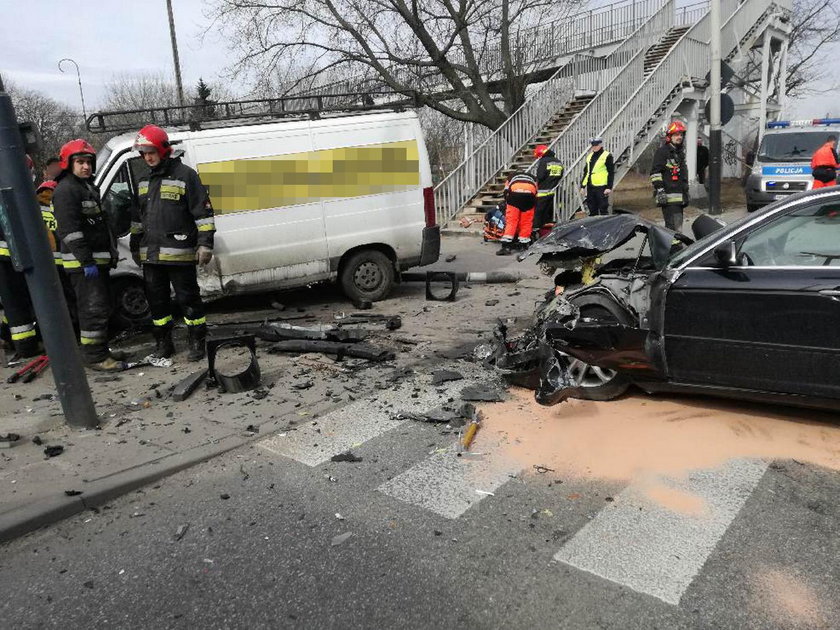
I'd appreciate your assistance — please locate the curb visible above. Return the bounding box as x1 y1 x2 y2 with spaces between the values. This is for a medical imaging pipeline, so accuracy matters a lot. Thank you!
0 433 253 544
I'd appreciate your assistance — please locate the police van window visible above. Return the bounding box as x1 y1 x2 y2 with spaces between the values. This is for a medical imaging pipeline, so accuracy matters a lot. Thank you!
758 132 825 162
102 163 134 237
736 202 840 266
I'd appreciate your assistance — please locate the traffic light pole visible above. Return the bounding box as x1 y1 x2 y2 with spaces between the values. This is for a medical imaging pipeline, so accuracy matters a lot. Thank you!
0 77 99 429
708 0 722 215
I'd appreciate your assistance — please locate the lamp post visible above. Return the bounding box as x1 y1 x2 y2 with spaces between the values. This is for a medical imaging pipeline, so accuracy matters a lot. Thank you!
58 58 87 123
166 0 186 108
708 0 722 215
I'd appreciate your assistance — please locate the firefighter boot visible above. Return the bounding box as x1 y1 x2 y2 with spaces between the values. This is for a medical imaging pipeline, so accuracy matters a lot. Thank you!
88 357 126 372
187 324 207 362
151 327 175 360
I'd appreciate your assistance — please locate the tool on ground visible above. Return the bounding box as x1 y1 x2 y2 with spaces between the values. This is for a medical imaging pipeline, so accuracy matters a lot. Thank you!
460 409 482 451
6 354 49 383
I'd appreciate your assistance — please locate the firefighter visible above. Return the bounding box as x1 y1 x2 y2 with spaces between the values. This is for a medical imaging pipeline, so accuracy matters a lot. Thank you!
533 145 564 231
130 125 215 361
52 139 123 372
650 121 689 232
0 155 41 361
810 135 838 189
579 138 614 216
497 172 538 256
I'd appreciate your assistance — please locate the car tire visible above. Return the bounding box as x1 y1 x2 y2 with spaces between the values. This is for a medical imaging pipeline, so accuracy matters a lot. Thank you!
339 249 395 303
564 293 632 401
111 276 150 330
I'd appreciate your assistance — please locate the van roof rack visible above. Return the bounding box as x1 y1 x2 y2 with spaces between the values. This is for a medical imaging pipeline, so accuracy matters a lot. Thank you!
85 91 417 134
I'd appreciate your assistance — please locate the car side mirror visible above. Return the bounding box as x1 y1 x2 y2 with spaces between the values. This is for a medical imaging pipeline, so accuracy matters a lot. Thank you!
713 240 738 267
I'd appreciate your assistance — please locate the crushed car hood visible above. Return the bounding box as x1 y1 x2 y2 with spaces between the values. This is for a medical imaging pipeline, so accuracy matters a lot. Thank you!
518 214 692 269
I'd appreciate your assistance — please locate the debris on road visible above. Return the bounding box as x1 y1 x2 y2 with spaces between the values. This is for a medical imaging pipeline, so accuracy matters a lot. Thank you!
461 384 504 402
425 271 460 302
270 340 395 362
207 336 261 394
64 490 82 496
171 369 209 402
43 445 64 458
430 369 464 385
174 524 190 541
220 493 231 500
331 532 353 546
0 433 20 449
445 254 457 262
485 299 499 306
331 451 363 463
460 414 481 451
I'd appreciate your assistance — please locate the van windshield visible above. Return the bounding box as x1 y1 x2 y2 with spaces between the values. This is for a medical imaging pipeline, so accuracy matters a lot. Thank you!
757 132 826 163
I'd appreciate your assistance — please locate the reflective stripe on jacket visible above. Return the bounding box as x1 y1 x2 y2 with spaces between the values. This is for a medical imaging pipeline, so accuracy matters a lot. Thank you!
51 173 116 273
131 157 215 266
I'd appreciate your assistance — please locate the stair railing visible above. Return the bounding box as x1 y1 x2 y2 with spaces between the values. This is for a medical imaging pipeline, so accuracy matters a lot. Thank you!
556 0 779 217
433 0 679 224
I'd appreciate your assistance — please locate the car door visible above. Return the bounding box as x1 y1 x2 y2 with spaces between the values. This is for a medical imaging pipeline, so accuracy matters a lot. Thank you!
663 199 840 398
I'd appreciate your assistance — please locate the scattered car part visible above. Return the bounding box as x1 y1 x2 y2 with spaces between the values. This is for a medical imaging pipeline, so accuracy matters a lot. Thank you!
43 445 64 458
460 384 504 402
425 271 460 301
171 368 209 402
0 433 21 449
269 340 395 362
207 335 262 394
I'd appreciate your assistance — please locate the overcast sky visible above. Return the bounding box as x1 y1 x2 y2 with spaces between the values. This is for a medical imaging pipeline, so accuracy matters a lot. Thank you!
0 0 837 118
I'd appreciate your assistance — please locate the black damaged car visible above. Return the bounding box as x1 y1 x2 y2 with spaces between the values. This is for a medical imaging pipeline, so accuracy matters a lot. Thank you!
492 190 840 412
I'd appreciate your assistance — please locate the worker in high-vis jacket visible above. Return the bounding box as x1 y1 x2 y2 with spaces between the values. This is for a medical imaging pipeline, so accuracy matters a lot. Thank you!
580 138 614 216
811 135 838 189
130 125 216 362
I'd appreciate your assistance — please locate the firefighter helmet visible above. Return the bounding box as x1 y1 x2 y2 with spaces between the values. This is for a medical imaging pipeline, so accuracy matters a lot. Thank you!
534 144 549 158
133 124 172 158
666 121 687 137
59 139 96 171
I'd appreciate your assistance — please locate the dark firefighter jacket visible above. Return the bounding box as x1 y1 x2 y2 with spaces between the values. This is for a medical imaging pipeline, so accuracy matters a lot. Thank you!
131 157 215 265
535 151 565 196
650 142 688 206
52 173 116 272
0 195 60 266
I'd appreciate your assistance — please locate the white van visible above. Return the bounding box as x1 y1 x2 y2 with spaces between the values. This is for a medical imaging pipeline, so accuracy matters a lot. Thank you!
93 109 440 326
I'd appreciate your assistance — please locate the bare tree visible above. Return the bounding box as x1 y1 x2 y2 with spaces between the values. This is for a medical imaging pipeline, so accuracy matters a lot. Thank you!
102 72 181 112
4 80 82 172
209 0 583 130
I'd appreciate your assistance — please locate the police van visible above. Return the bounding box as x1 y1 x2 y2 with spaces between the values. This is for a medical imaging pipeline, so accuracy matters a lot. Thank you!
744 118 840 212
90 102 440 327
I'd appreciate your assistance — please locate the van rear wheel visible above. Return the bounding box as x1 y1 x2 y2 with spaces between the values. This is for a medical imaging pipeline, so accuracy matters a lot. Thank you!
339 249 395 303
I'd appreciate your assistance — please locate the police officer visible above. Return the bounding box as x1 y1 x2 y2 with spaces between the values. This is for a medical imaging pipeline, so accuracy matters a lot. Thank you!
650 121 689 232
52 139 123 371
533 145 564 230
580 138 614 216
130 125 215 361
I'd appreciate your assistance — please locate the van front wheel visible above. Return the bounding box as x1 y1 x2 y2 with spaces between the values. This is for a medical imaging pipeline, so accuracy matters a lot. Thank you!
339 249 395 303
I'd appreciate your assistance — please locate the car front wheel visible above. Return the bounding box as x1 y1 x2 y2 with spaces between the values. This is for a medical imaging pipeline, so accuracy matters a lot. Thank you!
564 295 632 401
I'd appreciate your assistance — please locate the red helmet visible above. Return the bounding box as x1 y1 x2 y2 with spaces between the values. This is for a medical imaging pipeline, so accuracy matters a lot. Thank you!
666 120 687 137
534 144 549 158
37 180 57 192
133 124 172 158
59 139 96 171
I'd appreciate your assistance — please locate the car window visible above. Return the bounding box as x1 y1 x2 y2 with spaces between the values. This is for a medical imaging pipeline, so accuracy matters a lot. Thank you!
102 157 146 238
737 202 840 266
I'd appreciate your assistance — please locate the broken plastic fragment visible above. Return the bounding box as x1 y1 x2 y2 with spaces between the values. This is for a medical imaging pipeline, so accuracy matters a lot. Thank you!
331 532 353 546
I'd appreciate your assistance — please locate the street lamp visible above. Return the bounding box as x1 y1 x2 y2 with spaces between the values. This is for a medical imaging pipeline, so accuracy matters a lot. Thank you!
58 58 87 123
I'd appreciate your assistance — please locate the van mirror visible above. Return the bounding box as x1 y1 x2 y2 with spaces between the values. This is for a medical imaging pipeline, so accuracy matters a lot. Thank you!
713 240 738 267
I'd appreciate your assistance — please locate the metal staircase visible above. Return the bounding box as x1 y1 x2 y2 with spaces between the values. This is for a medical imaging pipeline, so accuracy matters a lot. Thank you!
434 0 791 227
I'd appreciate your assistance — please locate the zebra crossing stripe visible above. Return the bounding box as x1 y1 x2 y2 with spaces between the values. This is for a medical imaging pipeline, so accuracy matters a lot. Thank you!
553 458 769 605
258 371 484 467
378 441 521 519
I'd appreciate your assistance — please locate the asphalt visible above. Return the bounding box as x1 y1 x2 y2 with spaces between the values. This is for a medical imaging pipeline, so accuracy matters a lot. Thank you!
1 418 837 629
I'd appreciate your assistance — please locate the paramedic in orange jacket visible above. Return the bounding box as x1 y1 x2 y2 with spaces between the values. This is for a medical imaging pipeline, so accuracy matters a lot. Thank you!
497 172 538 256
811 135 838 189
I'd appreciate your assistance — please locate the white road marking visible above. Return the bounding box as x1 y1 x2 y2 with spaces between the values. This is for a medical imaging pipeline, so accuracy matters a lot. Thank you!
258 370 485 467
554 458 769 605
378 439 520 519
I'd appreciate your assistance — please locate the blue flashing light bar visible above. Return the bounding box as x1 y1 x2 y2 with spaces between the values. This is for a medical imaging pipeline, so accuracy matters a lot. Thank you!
767 118 840 129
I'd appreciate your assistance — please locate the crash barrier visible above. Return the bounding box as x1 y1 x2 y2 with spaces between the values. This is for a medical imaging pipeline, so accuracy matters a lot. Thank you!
206 335 261 394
